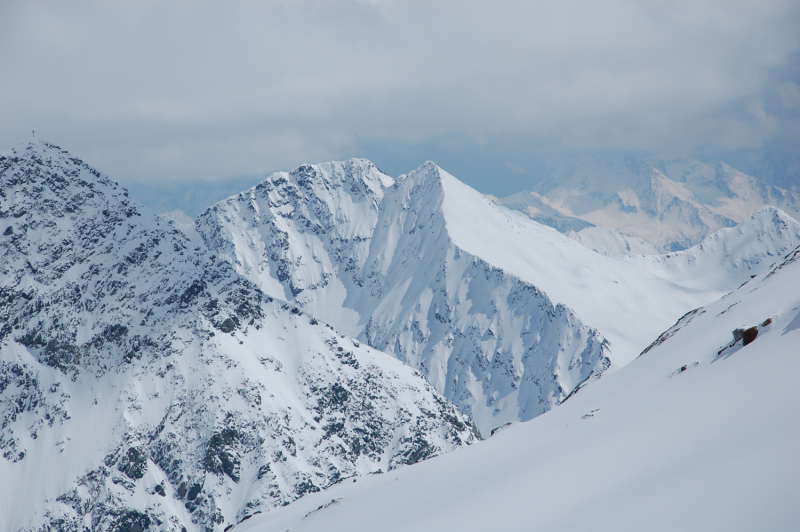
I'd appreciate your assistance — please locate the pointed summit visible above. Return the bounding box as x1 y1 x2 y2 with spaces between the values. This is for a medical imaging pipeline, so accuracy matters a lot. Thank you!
199 159 613 434
1 144 477 531
199 157 800 434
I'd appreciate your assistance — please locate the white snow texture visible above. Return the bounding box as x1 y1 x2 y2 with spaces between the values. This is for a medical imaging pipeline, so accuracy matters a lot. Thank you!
2 140 799 532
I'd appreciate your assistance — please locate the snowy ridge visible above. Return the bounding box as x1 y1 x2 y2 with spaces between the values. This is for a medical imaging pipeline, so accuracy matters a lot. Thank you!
624 206 800 294
566 226 660 256
198 162 612 434
435 166 800 364
237 241 800 532
198 159 800 434
196 159 393 336
0 142 477 532
360 163 611 432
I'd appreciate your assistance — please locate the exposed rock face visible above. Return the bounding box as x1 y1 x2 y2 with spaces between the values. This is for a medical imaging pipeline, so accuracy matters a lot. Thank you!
0 142 478 532
731 325 760 346
742 326 758 346
197 161 612 435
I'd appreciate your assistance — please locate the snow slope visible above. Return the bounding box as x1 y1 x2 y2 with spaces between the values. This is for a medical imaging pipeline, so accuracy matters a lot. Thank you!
238 243 800 532
197 162 612 435
0 141 478 532
429 165 800 365
566 226 660 256
198 161 800 435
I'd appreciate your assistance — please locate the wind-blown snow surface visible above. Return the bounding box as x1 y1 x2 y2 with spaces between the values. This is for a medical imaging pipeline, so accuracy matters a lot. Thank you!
197 160 800 434
239 244 800 532
0 142 478 532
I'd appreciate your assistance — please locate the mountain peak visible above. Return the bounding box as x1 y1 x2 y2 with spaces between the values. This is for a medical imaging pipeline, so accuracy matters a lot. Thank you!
199 158 613 434
285 158 393 191
1 143 477 532
396 160 444 185
5 138 62 155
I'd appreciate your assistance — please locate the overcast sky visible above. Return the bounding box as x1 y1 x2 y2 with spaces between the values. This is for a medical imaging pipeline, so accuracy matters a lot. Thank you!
2 1 799 195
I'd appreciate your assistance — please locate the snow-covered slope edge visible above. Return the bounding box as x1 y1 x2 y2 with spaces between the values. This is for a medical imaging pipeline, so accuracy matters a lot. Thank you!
0 142 478 532
622 206 800 292
438 165 800 363
239 245 800 532
197 162 612 435
566 226 661 256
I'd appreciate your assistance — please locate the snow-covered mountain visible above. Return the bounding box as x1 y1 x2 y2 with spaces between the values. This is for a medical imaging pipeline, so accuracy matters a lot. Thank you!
5 140 798 531
237 242 800 532
195 159 800 435
0 141 478 532
195 161 610 435
566 226 660 256
497 154 800 255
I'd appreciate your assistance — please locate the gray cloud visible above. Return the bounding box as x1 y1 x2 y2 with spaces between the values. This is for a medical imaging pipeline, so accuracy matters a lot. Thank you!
1 0 799 190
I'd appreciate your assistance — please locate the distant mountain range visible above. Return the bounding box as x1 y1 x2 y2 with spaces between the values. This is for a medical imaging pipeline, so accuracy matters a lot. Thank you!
494 154 800 255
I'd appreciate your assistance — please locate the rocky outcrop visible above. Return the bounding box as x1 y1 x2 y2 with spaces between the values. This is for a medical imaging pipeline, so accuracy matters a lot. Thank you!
0 142 478 532
197 161 612 435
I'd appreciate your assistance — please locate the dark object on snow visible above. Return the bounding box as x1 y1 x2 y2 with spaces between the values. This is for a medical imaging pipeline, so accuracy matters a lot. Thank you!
731 324 760 348
761 317 773 327
742 326 758 346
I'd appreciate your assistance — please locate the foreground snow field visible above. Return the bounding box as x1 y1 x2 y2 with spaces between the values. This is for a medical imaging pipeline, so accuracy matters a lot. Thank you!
239 245 800 532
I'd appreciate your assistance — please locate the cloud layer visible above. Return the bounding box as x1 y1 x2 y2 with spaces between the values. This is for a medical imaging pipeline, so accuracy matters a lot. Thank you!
2 0 799 190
